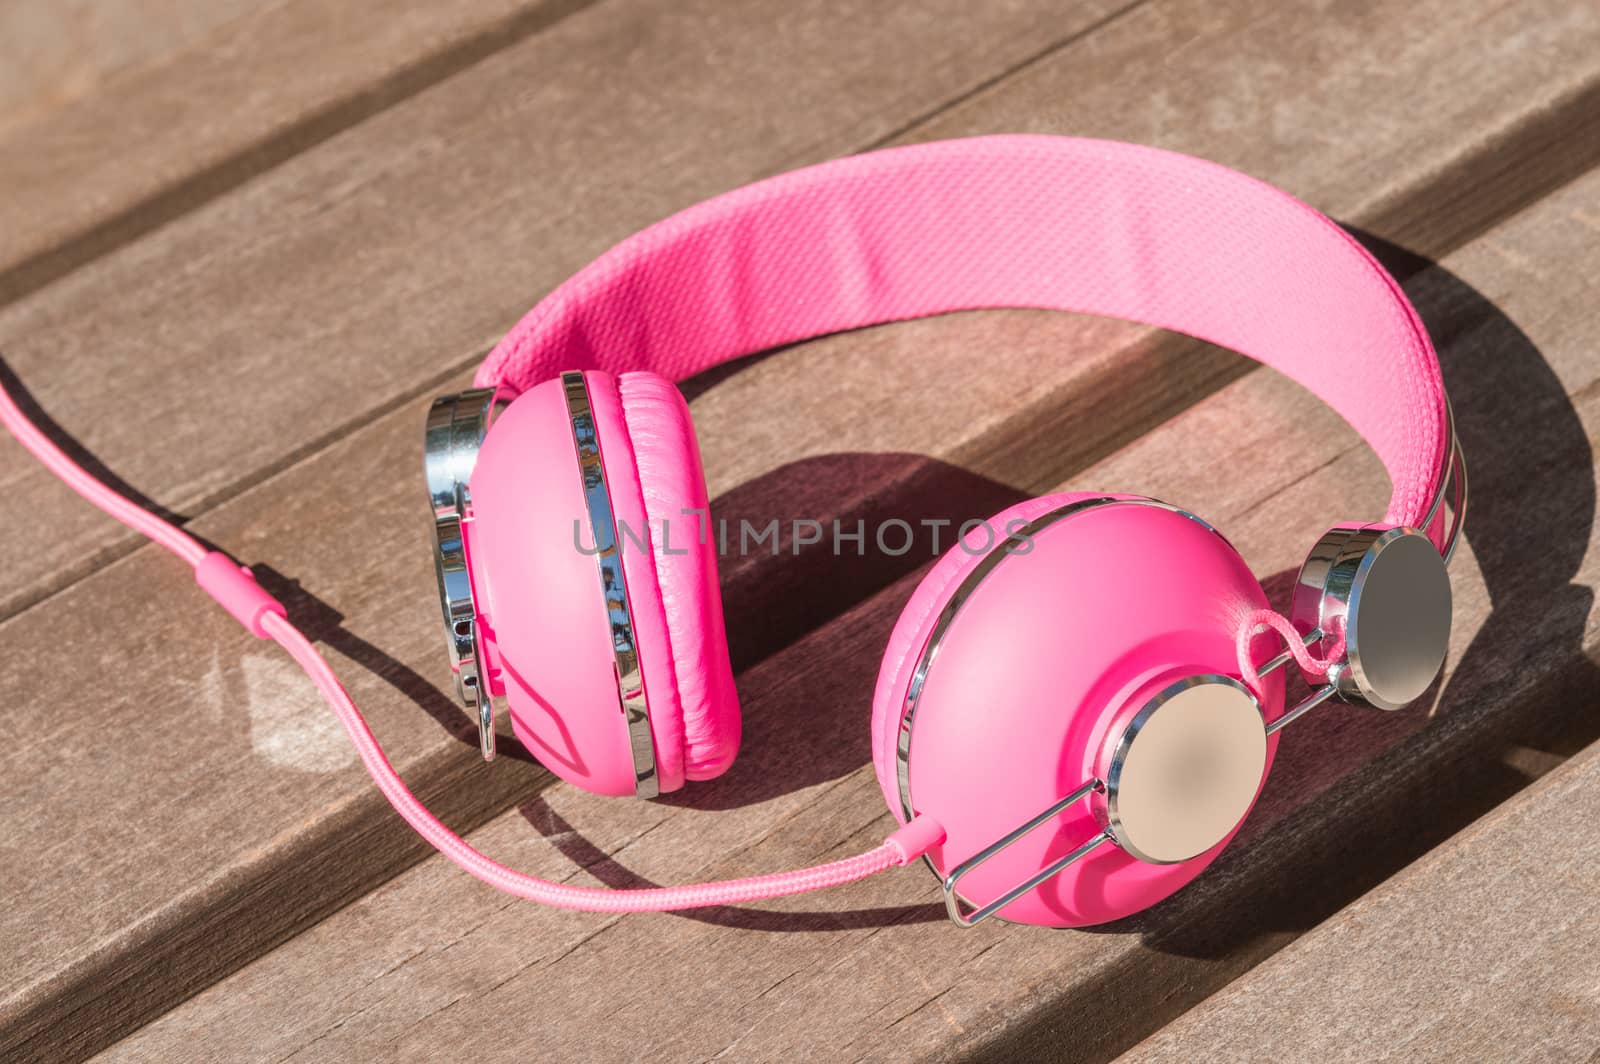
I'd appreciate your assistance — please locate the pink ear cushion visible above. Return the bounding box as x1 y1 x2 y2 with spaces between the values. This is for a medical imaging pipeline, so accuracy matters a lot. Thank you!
617 372 741 780
870 492 1108 817
581 373 688 793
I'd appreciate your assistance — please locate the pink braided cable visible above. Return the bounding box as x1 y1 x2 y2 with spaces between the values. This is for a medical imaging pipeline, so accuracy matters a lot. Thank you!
1235 608 1347 692
0 384 206 567
0 379 921 913
265 609 899 911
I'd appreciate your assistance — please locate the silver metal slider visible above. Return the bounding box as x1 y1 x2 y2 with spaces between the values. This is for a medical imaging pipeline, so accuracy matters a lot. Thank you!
1254 626 1323 680
1251 626 1344 735
941 779 1110 928
424 388 507 761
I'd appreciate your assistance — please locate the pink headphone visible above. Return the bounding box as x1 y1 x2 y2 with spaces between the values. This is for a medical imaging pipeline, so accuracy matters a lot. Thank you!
1 135 1465 929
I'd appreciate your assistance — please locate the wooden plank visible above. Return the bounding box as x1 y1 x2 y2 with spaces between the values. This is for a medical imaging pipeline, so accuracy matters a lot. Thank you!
0 0 1130 625
1120 744 1600 1063
907 0 1600 262
2 0 1596 632
0 1 265 135
0 0 593 303
91 158 1600 1061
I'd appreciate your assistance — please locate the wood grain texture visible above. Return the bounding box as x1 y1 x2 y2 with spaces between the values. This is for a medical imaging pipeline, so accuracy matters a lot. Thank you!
91 162 1600 1063
3 0 1597 632
0 0 264 135
0 0 1128 625
0 0 598 305
906 0 1600 260
1120 744 1600 1063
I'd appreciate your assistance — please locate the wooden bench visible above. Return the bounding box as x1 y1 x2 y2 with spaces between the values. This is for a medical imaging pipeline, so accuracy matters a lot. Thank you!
0 1 1595 1059
1123 738 1600 1062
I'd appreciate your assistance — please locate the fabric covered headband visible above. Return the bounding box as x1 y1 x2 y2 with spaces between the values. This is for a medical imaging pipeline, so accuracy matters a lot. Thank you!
479 135 1452 536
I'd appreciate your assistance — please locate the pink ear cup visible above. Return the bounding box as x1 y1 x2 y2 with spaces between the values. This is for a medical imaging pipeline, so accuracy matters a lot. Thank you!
616 372 741 780
469 372 686 795
872 495 1285 927
870 492 1110 814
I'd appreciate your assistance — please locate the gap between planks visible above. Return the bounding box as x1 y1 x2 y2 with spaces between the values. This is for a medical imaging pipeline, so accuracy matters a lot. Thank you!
0 0 605 309
1117 733 1600 1063
6 0 1599 633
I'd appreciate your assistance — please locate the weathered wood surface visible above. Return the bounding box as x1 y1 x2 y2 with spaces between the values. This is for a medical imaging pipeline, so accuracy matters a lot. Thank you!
1121 742 1600 1063
2 0 1596 629
0 0 588 304
0 1 264 134
0 0 1592 1060
0 0 1131 624
93 162 1600 1062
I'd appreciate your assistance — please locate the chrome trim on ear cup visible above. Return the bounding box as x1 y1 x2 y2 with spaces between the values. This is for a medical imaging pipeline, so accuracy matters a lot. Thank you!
894 496 1230 823
1285 396 1463 710
561 372 659 799
425 388 508 761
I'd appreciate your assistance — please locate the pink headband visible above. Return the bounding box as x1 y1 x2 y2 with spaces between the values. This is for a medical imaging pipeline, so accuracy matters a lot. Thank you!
477 135 1450 532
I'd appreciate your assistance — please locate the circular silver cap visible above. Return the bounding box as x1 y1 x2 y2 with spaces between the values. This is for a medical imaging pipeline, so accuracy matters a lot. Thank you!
1097 676 1267 865
1292 525 1452 710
